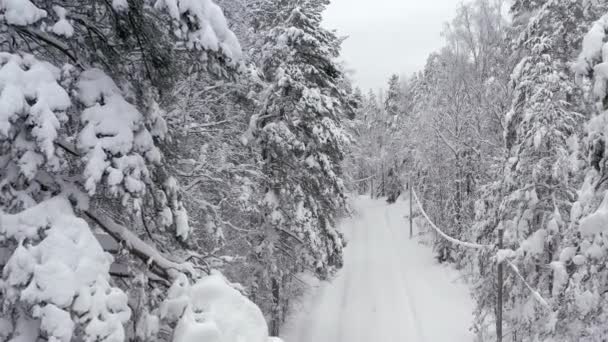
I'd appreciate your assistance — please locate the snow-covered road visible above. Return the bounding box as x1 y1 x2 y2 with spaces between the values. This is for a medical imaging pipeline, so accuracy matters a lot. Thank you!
282 196 475 342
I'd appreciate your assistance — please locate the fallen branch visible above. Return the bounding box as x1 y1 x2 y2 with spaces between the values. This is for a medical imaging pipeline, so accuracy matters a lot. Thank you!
84 210 196 281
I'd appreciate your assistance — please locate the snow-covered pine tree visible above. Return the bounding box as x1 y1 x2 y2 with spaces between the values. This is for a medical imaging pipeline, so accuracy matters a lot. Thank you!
549 5 608 339
382 74 405 203
245 0 351 333
363 89 386 198
489 0 592 339
384 74 401 125
344 89 380 196
0 1 276 341
343 89 389 197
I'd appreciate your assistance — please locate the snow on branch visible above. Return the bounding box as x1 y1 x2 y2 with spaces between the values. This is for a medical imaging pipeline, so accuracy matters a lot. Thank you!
411 188 493 250
13 26 81 65
0 197 131 342
153 0 242 64
76 68 163 198
1 0 46 26
506 260 551 309
0 52 71 175
575 13 608 78
347 174 377 184
50 138 195 281
84 210 196 280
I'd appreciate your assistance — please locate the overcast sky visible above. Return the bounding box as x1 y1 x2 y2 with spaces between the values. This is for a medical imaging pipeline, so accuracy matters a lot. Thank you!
323 0 463 92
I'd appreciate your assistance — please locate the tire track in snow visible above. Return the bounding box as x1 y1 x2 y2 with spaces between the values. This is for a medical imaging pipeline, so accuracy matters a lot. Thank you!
337 221 356 342
282 197 475 342
357 204 372 342
384 205 428 342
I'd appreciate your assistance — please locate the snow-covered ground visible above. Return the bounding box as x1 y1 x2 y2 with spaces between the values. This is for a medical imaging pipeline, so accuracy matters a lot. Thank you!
282 196 475 342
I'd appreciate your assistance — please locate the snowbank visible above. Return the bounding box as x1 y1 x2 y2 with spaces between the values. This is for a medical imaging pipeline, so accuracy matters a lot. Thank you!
162 272 276 342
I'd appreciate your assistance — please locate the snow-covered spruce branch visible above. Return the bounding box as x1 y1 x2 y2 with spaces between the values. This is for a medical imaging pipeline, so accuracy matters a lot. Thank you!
411 188 493 250
12 25 82 67
53 139 196 280
348 174 377 184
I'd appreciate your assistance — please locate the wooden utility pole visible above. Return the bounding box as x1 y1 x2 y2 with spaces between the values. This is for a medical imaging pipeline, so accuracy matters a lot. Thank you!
496 227 504 342
381 162 385 197
370 177 374 198
409 178 413 239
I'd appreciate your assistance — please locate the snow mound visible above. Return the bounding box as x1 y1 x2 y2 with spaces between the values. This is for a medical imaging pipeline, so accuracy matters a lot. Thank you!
0 197 130 342
161 273 270 342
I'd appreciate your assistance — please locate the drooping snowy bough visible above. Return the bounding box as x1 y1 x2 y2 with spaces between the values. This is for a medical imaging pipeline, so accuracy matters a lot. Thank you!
1 197 130 342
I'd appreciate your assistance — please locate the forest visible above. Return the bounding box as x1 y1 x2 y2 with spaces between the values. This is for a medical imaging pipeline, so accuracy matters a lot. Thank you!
349 0 608 340
2 0 608 341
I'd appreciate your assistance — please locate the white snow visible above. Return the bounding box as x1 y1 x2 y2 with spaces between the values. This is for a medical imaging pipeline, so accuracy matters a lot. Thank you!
33 304 74 342
282 196 475 342
559 246 577 262
0 197 130 342
161 272 270 342
575 290 599 316
585 242 604 260
112 0 129 12
550 261 568 295
0 53 70 172
51 6 73 37
153 0 242 63
576 14 608 75
573 254 586 266
496 248 516 263
136 312 160 340
579 192 608 236
0 318 11 341
175 205 190 240
0 0 47 26
520 229 547 256
76 68 161 197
